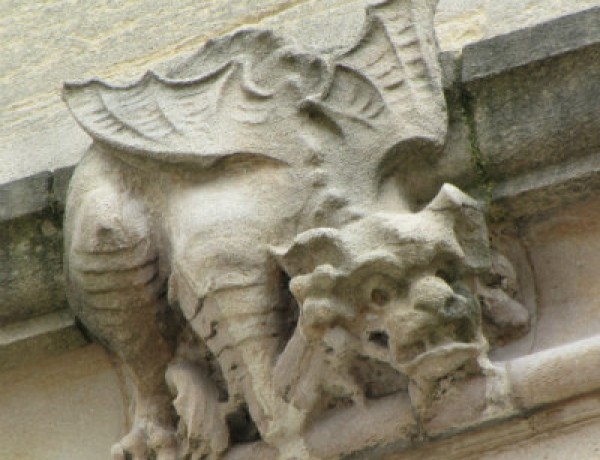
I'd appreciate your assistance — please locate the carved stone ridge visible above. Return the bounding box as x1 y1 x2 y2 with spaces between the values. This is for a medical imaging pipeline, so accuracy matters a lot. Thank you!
62 1 526 459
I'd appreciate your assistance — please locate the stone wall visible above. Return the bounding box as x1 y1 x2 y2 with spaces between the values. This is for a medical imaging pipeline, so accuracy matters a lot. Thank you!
2 1 600 459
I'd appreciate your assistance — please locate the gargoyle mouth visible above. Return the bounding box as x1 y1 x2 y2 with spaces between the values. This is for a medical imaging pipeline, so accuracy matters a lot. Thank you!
400 342 482 381
368 330 390 349
365 331 481 382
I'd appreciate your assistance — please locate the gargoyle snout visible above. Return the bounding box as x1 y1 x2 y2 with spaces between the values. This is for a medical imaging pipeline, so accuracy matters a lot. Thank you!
411 275 480 343
411 275 455 317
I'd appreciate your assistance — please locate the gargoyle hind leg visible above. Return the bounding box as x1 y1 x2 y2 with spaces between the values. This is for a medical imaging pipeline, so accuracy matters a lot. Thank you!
65 152 177 460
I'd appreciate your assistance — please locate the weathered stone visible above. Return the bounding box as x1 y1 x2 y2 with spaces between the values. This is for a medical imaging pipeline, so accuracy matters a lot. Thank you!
491 153 600 219
463 7 600 183
0 172 50 221
462 6 600 82
0 211 67 326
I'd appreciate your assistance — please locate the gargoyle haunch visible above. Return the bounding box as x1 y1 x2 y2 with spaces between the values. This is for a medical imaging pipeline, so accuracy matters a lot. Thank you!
62 0 527 459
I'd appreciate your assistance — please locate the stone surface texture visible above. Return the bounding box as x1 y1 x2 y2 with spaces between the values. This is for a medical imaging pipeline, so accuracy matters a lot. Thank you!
2 0 600 459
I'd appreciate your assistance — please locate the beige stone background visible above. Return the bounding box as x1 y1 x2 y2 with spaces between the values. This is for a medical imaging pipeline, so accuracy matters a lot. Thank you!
2 1 600 459
0 345 126 460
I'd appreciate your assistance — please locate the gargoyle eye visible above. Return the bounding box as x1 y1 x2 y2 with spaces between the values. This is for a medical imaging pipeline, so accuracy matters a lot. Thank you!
357 272 406 310
370 288 390 306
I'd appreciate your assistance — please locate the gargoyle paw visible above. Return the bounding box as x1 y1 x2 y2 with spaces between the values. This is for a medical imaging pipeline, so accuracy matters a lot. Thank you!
111 423 177 460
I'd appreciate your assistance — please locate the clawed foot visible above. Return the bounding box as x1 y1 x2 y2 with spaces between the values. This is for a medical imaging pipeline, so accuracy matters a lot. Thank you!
111 421 177 460
111 392 178 460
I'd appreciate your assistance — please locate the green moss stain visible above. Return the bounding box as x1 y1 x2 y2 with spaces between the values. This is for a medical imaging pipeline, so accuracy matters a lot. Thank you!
461 90 489 189
454 60 504 221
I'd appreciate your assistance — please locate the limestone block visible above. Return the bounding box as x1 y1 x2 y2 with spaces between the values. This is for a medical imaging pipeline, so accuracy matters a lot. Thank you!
462 6 600 82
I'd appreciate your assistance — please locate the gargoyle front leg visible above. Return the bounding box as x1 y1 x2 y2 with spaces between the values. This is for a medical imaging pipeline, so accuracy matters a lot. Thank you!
165 360 229 460
65 151 177 460
185 279 312 457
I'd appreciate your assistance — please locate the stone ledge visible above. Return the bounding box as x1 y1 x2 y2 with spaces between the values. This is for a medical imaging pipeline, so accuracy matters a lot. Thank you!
466 39 600 182
0 166 74 223
0 171 51 222
491 152 600 219
392 392 600 459
459 5 600 215
0 310 87 371
462 6 600 82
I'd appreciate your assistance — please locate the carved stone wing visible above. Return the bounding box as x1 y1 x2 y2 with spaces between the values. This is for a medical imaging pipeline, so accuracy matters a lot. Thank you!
64 68 215 162
63 29 325 166
63 62 287 166
63 1 445 167
315 0 446 149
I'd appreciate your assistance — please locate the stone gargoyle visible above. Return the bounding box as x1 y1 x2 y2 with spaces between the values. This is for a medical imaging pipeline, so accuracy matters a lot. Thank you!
62 1 524 459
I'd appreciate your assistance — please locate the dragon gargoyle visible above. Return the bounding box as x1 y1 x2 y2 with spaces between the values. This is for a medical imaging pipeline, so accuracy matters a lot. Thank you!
61 1 519 459
271 184 492 424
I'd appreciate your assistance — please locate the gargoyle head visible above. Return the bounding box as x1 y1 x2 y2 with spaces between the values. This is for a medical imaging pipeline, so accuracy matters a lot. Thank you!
275 184 491 386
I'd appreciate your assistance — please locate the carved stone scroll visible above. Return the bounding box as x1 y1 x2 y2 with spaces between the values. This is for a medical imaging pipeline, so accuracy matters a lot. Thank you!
62 1 525 459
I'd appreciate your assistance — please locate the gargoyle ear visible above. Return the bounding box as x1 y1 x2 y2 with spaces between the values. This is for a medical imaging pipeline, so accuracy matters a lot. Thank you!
425 184 491 273
270 228 348 277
